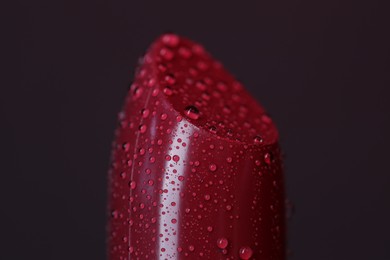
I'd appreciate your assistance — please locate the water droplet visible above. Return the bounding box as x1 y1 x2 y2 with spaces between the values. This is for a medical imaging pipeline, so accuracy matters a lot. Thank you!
122 142 130 152
171 218 177 224
209 164 217 172
160 47 174 61
139 124 147 133
195 80 207 91
217 82 228 92
127 159 133 166
161 113 168 120
141 108 150 118
239 246 253 259
188 245 195 252
254 135 263 144
152 88 159 96
222 106 231 114
111 210 119 219
178 47 192 59
173 155 180 162
132 86 143 99
158 64 167 72
217 238 228 249
209 126 217 134
184 105 200 120
129 181 136 190
163 86 173 96
201 92 211 101
197 60 209 71
147 78 156 87
139 148 146 155
264 152 273 165
161 34 179 47
164 74 176 84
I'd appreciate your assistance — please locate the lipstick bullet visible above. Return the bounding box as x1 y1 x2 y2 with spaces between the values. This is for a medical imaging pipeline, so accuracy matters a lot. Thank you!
108 34 285 259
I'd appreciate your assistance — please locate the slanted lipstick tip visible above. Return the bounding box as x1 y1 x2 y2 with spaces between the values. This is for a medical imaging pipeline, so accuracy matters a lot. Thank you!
141 33 279 146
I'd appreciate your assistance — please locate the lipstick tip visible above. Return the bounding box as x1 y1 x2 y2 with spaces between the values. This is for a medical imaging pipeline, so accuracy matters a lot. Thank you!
141 33 279 146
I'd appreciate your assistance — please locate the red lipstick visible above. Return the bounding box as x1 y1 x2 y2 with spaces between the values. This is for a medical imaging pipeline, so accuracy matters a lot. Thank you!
108 34 286 259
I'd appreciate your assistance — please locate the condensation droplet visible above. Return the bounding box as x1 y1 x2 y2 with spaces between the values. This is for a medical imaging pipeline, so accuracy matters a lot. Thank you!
129 181 136 190
209 126 217 134
160 48 174 61
216 81 227 91
161 113 168 120
141 108 150 118
254 135 263 144
217 237 228 249
132 87 143 99
163 86 173 96
164 74 176 85
239 246 253 259
111 210 119 219
122 142 130 152
161 34 179 47
209 164 217 172
264 152 273 165
195 80 207 91
139 124 147 133
184 105 200 120
178 47 192 59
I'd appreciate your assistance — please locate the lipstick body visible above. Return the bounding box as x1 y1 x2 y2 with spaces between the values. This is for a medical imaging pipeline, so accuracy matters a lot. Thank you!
108 35 285 259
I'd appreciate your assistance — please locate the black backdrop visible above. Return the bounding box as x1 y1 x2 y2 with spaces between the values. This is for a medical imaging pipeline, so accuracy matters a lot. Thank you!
2 1 389 259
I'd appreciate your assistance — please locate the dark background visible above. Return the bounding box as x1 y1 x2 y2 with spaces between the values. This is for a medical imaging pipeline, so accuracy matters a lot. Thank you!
2 0 389 259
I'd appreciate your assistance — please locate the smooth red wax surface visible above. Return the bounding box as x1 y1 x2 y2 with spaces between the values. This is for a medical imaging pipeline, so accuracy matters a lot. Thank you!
108 34 286 259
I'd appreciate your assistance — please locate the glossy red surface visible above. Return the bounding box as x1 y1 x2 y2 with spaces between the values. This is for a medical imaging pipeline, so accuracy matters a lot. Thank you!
108 34 286 259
